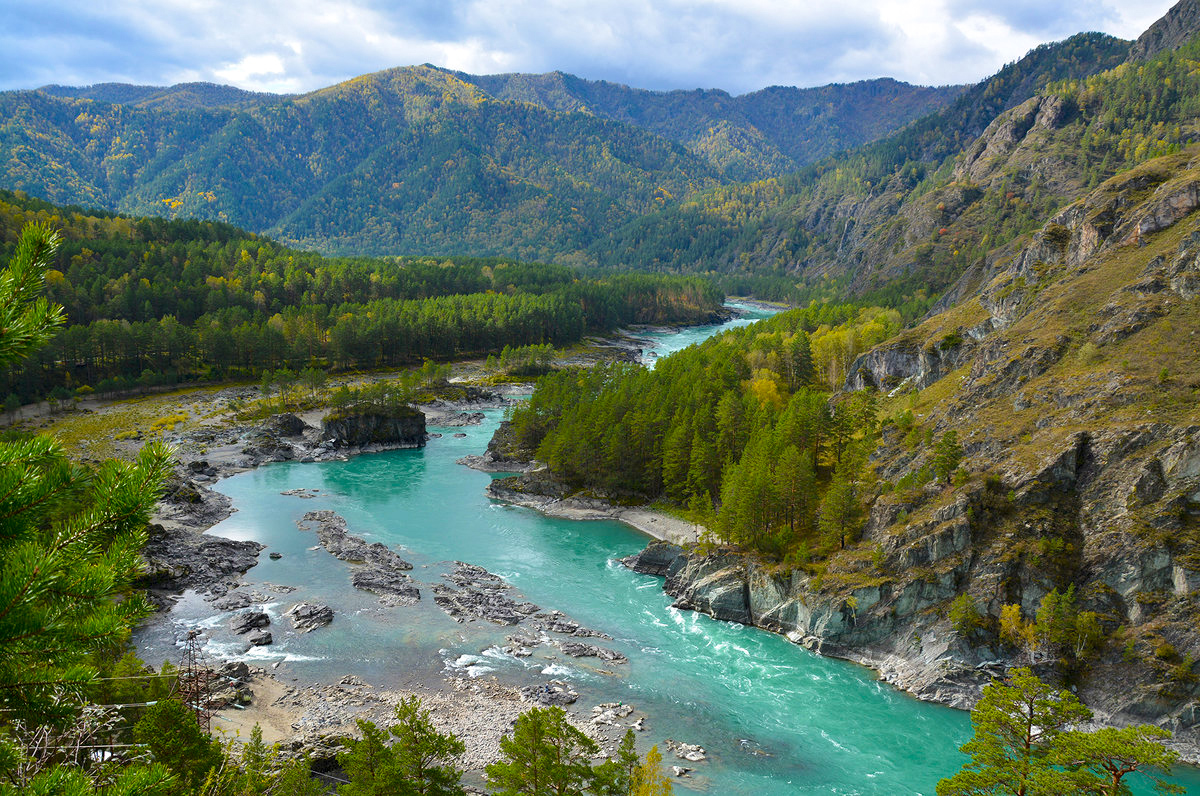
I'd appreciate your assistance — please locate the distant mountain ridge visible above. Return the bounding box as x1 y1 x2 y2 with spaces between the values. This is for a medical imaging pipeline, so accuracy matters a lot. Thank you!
450 69 964 179
0 65 965 260
38 81 289 110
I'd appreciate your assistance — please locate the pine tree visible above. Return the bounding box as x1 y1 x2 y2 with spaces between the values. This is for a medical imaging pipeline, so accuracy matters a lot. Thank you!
386 695 466 796
937 668 1092 796
132 699 224 790
485 706 600 796
0 224 173 780
338 697 465 796
932 430 963 485
817 454 865 551
1051 725 1183 795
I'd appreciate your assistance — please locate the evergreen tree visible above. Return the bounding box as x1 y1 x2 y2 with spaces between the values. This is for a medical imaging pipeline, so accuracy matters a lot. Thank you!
817 456 865 551
592 730 639 796
775 445 816 535
937 668 1093 796
933 430 964 485
386 696 466 796
783 331 814 391
338 697 465 796
132 698 224 790
1051 725 1183 795
485 706 600 796
0 224 173 781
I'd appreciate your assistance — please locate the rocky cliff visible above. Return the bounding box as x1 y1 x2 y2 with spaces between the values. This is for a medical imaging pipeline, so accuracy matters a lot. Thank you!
767 146 1200 756
1130 0 1200 61
322 406 426 449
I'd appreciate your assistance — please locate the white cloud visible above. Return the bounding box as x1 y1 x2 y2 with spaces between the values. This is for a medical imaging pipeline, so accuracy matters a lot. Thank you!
0 0 1181 94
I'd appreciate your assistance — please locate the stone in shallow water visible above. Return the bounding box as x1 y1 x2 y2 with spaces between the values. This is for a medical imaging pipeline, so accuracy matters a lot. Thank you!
558 641 627 664
230 610 269 635
520 681 578 706
247 629 272 646
287 602 334 632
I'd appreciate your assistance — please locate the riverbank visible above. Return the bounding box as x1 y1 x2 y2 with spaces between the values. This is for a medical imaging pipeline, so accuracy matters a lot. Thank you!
482 474 701 546
213 667 645 786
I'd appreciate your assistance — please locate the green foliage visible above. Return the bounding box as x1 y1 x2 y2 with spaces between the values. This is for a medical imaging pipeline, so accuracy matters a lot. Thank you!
940 668 1184 796
0 223 66 365
949 594 985 638
0 192 723 404
338 696 465 796
485 706 600 796
0 763 177 796
0 225 173 783
511 305 884 560
487 344 556 378
937 667 1092 796
132 698 223 790
932 430 964 485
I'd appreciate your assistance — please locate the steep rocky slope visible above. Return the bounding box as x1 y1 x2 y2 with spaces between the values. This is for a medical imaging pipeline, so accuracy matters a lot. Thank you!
647 148 1200 755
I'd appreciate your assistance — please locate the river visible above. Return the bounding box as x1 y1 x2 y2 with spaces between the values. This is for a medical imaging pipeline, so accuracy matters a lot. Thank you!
135 304 1199 795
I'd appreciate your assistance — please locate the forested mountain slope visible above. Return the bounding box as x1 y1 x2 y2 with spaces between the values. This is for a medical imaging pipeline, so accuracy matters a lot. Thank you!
1 66 723 261
509 141 1200 755
589 31 1135 288
453 70 964 180
0 66 962 262
496 0 1200 745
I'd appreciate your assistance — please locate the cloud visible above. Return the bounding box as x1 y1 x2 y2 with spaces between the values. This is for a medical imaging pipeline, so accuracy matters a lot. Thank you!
0 0 1180 95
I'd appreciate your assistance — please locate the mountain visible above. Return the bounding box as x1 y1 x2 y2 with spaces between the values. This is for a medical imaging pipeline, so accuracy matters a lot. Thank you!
0 66 724 261
590 31 1133 289
452 69 964 179
0 67 962 261
38 81 288 110
1129 0 1200 60
489 3 1200 745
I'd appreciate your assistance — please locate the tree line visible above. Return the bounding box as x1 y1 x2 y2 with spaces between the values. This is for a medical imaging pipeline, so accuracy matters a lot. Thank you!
508 303 898 562
0 192 723 405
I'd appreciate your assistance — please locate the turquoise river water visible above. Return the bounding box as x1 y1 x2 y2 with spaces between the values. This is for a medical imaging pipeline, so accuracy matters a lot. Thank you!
136 304 1199 795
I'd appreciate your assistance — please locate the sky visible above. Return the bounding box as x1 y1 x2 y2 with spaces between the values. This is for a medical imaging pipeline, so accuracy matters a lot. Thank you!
0 0 1179 96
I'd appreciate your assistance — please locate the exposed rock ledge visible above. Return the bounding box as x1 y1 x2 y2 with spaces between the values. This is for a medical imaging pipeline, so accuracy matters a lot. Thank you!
621 541 1200 763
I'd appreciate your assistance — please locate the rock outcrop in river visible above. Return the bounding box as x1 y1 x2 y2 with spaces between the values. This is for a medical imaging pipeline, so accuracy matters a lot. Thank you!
297 511 420 606
322 406 426 450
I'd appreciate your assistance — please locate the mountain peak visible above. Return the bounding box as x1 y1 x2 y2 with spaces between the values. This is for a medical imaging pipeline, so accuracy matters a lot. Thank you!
1130 0 1200 60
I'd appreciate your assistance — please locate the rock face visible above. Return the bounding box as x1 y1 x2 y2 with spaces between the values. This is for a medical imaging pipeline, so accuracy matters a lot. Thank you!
230 611 270 635
287 602 334 632
432 562 540 625
1129 0 1200 61
138 523 264 608
322 407 425 450
458 420 541 473
622 541 686 576
297 511 420 606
